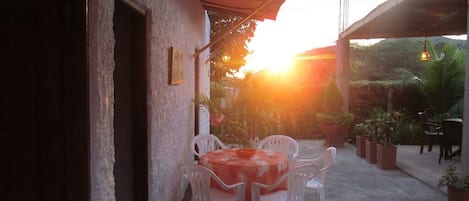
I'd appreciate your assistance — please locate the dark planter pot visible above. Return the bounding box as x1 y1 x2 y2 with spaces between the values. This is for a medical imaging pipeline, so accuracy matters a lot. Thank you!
356 135 366 158
365 139 377 164
376 143 396 170
319 124 348 147
447 186 469 201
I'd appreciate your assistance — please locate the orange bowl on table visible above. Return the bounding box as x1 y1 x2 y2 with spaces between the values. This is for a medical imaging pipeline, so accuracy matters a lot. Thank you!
235 148 257 158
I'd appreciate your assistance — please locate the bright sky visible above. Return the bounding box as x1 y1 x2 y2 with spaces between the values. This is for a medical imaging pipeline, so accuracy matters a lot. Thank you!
235 0 390 77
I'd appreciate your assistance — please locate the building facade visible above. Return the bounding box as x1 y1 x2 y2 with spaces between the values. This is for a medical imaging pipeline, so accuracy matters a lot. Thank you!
3 0 210 200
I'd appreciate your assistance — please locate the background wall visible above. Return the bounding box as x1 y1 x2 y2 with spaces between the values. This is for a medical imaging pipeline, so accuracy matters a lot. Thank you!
147 0 208 200
88 0 210 200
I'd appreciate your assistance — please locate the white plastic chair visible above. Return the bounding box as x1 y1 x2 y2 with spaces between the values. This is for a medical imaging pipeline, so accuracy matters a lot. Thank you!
251 164 320 201
191 134 227 157
257 135 299 167
179 164 245 201
294 147 336 201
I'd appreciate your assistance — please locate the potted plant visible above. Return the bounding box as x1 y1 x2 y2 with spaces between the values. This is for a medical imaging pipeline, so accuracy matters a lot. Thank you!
438 163 469 201
316 79 354 147
353 122 368 158
375 111 398 170
364 119 378 164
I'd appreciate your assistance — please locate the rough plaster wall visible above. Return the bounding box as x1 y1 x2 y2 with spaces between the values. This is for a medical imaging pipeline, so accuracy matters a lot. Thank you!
145 0 208 200
89 0 116 201
87 0 209 200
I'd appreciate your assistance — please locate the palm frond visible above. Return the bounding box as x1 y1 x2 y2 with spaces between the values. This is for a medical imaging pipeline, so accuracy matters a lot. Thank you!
423 44 465 115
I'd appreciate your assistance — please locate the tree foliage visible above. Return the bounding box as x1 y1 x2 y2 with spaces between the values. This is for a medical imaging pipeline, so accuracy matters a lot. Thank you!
350 37 466 81
392 43 466 119
422 44 466 117
196 73 282 146
208 11 257 81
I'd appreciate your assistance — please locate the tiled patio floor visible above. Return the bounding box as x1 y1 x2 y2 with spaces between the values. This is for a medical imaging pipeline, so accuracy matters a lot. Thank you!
183 139 455 201
299 139 450 201
396 144 461 194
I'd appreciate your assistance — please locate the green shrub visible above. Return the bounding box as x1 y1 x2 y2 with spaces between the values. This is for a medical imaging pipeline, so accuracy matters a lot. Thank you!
316 79 354 126
438 163 469 190
352 107 421 145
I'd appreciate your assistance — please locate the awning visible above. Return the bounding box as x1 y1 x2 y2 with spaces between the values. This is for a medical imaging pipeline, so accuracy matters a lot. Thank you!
340 0 467 40
196 0 286 56
201 0 286 20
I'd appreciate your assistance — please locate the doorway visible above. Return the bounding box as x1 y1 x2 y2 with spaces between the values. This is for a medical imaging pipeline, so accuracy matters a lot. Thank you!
113 1 149 201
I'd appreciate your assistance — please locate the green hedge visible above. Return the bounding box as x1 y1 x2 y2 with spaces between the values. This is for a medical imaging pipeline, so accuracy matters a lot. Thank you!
282 80 428 142
349 81 427 123
349 80 427 144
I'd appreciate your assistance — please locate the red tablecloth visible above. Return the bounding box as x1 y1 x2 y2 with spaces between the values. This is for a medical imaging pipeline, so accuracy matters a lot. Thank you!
200 148 288 201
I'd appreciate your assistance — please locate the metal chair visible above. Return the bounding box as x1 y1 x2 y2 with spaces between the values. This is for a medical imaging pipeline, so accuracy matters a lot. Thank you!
294 147 336 201
251 164 320 201
417 111 443 154
179 164 245 201
257 135 299 167
191 134 227 158
439 118 463 163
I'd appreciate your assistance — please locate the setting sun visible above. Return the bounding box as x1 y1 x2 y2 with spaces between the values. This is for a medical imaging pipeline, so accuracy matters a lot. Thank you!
241 29 297 75
236 0 339 78
235 0 388 78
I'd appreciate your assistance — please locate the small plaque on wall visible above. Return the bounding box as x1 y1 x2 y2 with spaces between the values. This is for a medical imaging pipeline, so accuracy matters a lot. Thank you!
169 47 183 85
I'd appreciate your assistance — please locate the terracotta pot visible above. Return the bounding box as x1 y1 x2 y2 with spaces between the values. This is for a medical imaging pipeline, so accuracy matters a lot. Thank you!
356 135 366 158
447 186 469 201
319 123 348 147
376 143 396 170
365 139 377 164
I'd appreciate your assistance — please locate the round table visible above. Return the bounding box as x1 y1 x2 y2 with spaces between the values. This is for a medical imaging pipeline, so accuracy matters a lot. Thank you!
200 148 288 201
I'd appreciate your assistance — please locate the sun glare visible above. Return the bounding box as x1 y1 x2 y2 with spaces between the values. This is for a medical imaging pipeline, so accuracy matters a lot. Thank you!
236 0 339 78
242 31 296 75
265 56 294 75
235 0 390 79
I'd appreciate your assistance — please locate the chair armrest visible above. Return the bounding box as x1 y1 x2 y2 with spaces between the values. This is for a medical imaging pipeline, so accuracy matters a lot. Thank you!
421 122 442 131
210 173 245 190
253 164 318 191
251 181 283 201
294 158 333 181
217 181 245 192
252 171 289 192
293 158 317 168
427 119 442 124
209 170 245 200
421 122 441 127
420 122 443 136
221 182 245 201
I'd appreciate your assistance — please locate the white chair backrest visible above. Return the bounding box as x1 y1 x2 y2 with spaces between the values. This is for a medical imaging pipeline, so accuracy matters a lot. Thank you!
191 134 227 157
179 164 211 201
257 135 299 161
315 147 336 184
290 147 336 201
179 164 245 201
251 164 320 201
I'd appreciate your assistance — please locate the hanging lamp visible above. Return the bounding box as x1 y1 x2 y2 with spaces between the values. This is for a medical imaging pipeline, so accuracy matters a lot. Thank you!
222 55 231 63
420 38 431 62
